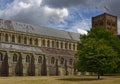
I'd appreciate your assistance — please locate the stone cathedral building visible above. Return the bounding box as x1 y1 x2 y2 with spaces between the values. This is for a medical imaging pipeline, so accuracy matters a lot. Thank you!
0 19 80 76
0 13 117 76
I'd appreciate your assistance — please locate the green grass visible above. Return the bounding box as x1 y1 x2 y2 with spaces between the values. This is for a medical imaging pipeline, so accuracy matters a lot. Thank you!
0 76 120 84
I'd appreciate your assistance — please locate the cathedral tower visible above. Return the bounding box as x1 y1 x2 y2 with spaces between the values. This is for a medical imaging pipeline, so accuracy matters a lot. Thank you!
92 13 117 35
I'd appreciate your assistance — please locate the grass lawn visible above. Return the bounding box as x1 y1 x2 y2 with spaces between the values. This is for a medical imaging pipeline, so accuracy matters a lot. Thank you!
0 76 120 84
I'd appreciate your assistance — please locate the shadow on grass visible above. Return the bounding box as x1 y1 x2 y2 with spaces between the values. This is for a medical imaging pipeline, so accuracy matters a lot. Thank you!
57 77 103 82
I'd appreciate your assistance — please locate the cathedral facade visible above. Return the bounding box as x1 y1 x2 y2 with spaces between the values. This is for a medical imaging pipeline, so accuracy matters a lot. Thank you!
0 19 79 76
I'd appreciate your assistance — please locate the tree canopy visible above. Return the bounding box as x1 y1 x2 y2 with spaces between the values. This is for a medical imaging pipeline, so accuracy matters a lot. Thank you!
75 26 120 79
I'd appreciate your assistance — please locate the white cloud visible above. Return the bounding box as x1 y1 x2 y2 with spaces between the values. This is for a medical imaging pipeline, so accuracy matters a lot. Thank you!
0 0 69 26
18 2 31 8
0 0 93 35
77 29 87 35
44 6 68 23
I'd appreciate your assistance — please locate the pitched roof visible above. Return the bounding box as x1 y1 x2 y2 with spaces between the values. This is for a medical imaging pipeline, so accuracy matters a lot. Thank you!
0 19 80 41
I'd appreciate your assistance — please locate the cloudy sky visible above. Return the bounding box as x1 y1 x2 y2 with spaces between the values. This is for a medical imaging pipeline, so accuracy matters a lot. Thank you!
0 0 120 34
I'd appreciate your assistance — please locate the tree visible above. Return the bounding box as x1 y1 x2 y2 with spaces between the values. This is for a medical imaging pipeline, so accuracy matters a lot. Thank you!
75 27 119 79
85 26 120 73
82 26 120 54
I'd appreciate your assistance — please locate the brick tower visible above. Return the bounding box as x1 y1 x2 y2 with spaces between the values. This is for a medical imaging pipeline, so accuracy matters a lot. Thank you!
92 13 117 35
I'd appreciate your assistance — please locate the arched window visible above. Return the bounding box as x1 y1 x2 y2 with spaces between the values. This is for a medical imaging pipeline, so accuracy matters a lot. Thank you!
52 41 55 48
73 44 75 50
12 35 15 43
42 39 45 47
47 40 50 47
69 43 71 50
61 42 63 49
112 22 115 27
13 54 17 62
34 38 38 46
26 55 30 62
24 37 27 44
61 57 64 64
38 56 42 63
5 34 8 42
0 53 3 61
51 57 55 64
65 42 68 49
18 36 21 43
69 59 73 65
56 41 59 48
30 38 32 45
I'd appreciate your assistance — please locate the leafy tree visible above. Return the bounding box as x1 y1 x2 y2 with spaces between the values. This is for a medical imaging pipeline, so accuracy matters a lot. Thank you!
81 26 120 54
75 27 119 79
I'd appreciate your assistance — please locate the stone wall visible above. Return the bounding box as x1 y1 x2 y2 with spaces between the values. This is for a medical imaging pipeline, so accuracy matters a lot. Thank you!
0 49 74 76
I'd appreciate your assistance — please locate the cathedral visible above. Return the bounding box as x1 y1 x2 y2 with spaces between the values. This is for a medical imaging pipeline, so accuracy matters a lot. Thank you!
0 18 79 76
0 13 117 76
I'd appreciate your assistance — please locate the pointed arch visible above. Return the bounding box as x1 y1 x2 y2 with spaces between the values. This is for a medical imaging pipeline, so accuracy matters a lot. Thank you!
26 55 30 63
38 56 42 63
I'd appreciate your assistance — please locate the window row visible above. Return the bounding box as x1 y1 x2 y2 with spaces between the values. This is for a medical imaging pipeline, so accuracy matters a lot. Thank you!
13 55 42 63
42 39 76 50
4 34 38 46
0 53 42 63
94 20 104 26
51 57 73 65
0 53 73 65
107 20 116 27
0 32 77 50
